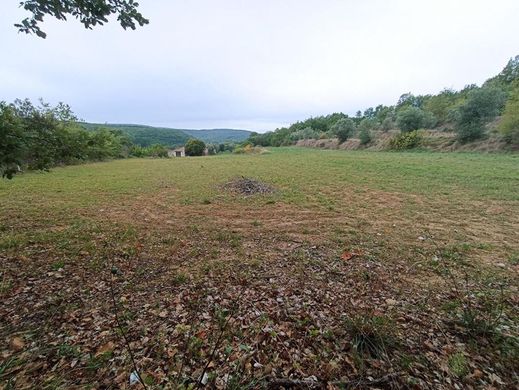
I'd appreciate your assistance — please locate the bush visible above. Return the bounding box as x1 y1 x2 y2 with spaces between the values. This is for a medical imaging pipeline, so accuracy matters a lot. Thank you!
184 138 206 156
331 118 356 143
1 99 133 178
454 87 506 143
499 81 519 145
359 128 372 145
396 107 427 132
381 117 394 132
389 130 422 150
289 126 319 142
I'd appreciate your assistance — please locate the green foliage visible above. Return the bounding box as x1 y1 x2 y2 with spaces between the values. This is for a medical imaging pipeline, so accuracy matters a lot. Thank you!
381 117 394 132
249 113 349 146
16 0 149 39
130 144 168 158
397 107 428 132
289 126 320 142
358 128 372 145
423 88 460 125
345 313 395 357
331 118 356 143
246 56 517 148
81 123 191 147
389 130 422 150
185 139 206 156
0 99 137 178
0 103 24 178
183 129 252 144
499 80 519 145
484 55 519 91
358 117 378 132
448 353 469 377
454 87 506 143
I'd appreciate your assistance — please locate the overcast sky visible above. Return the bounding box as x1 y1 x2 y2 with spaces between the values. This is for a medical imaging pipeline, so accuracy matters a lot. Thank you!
1 0 519 131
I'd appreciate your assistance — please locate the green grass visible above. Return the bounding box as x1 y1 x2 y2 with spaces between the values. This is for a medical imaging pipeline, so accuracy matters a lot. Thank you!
1 148 517 210
1 147 518 388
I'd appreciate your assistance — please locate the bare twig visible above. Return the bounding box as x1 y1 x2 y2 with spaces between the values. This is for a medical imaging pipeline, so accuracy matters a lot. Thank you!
108 256 147 389
195 302 237 389
266 372 400 389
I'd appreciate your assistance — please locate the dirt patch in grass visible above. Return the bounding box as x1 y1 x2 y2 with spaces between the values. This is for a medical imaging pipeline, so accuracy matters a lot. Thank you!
221 176 277 196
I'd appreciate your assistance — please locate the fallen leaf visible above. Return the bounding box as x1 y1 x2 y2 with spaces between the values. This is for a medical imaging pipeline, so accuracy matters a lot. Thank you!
10 337 25 351
96 341 115 356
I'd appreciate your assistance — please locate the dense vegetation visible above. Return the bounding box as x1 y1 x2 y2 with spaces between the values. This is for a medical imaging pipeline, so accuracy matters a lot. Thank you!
248 56 519 148
182 129 252 144
81 123 192 147
0 100 172 179
16 0 148 39
81 123 252 147
184 138 206 156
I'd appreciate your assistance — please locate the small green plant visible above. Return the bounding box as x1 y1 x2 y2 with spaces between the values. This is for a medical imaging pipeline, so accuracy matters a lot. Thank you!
358 127 372 145
389 130 422 150
171 272 188 286
51 259 65 270
448 352 469 377
345 313 395 357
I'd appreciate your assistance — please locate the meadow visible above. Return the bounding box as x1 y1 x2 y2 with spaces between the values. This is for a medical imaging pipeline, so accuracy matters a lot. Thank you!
1 148 518 389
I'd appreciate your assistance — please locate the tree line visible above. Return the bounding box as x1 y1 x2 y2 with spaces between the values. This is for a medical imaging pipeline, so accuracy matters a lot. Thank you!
248 56 519 148
0 99 222 179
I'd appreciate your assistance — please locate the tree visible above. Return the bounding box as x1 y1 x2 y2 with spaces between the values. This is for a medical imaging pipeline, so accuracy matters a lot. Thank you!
0 103 25 178
184 139 206 156
358 128 372 145
1 99 135 178
499 80 519 145
16 0 149 38
396 107 426 132
331 118 355 144
454 87 506 143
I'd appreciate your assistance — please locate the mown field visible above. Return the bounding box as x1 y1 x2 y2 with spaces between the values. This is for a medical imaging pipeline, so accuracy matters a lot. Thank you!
1 148 518 389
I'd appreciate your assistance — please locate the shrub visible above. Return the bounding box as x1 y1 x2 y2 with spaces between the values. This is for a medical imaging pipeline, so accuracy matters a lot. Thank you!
184 138 206 156
396 107 426 132
454 86 506 143
358 128 372 145
331 118 356 144
389 130 422 150
289 126 319 142
499 80 519 145
381 117 394 132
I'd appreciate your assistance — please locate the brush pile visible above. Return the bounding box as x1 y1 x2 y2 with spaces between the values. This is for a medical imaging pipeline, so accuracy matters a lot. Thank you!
222 177 276 196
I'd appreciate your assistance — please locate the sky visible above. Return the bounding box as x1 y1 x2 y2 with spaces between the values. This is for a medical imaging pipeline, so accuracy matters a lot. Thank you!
1 0 519 132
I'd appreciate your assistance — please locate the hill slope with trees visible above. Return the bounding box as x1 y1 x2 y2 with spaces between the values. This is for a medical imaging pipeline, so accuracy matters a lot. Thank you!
248 56 519 151
81 123 252 146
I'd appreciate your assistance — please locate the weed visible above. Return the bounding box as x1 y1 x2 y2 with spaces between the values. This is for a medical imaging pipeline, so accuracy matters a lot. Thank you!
51 259 65 270
171 272 188 286
345 313 395 358
448 352 469 377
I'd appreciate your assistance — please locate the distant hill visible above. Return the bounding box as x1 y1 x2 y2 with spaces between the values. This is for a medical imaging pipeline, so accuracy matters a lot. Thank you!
81 123 252 147
182 129 252 143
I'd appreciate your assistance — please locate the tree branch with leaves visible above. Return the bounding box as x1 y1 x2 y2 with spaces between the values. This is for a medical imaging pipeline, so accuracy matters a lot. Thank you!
15 0 149 38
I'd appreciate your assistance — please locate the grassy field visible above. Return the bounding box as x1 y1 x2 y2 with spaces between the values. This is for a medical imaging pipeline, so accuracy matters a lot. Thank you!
1 148 518 389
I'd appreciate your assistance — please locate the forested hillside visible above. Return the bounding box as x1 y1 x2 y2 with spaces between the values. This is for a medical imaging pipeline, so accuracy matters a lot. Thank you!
248 56 519 149
81 123 252 146
80 123 191 147
182 129 252 143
